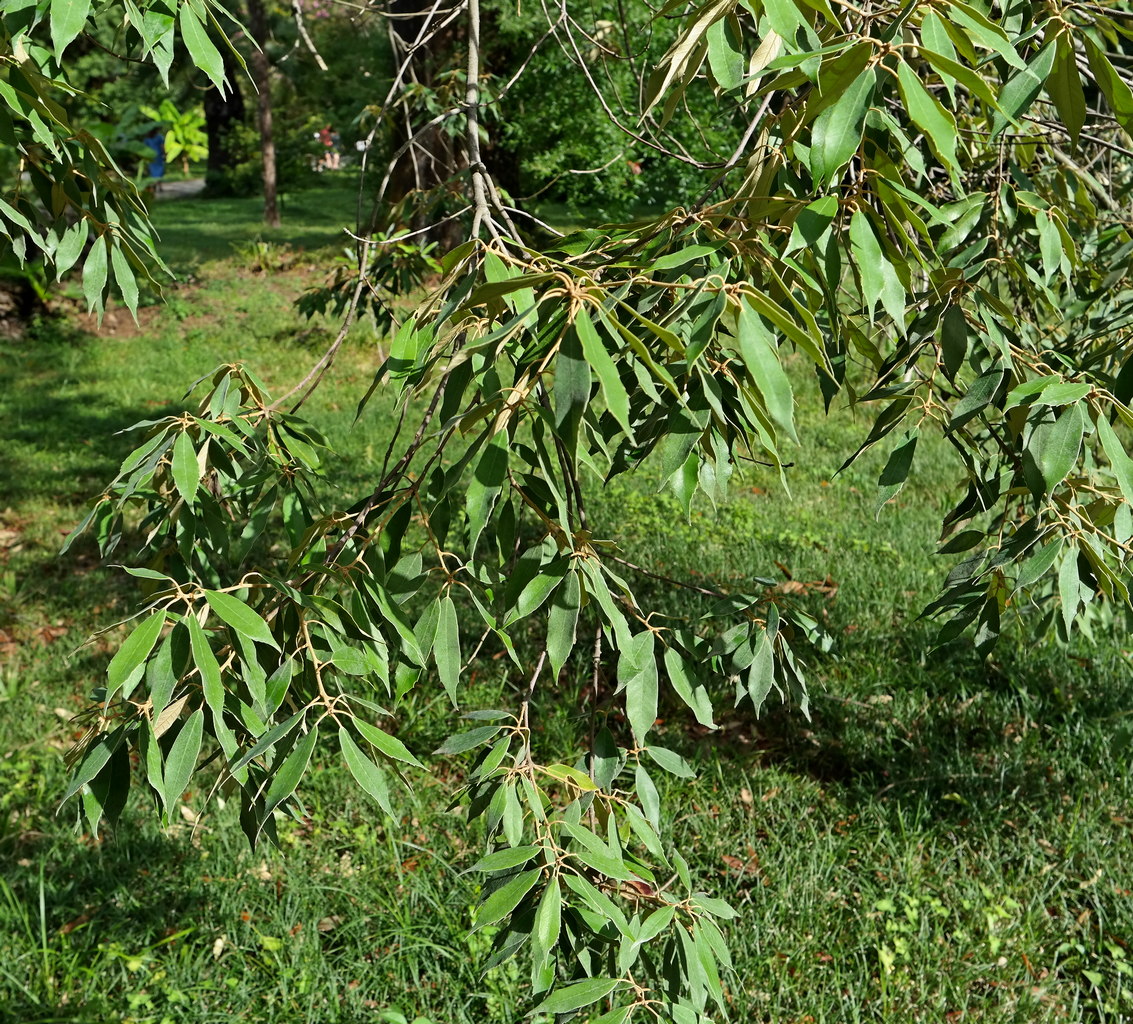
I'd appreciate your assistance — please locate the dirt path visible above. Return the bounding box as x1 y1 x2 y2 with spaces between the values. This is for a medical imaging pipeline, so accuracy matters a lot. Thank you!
154 178 205 199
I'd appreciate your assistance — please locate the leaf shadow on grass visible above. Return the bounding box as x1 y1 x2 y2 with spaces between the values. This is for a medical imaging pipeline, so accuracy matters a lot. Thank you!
1 823 209 1023
673 620 1133 825
0 326 185 510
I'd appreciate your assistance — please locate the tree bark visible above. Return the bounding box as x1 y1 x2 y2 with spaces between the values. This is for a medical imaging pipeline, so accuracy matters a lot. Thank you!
203 49 246 189
246 0 280 228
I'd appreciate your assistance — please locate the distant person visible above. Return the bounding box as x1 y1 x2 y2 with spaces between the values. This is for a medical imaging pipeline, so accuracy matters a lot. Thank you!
143 130 166 190
316 125 341 170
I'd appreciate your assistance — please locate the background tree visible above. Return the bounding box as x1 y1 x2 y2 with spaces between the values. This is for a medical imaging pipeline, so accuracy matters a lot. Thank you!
8 0 1133 1019
245 0 279 226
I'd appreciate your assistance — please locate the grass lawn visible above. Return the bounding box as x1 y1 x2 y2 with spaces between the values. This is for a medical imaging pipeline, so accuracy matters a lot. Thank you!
1 178 1131 1023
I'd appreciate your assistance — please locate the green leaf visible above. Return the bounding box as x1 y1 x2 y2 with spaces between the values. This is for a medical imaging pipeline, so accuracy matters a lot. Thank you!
706 17 743 91
663 647 715 729
178 3 227 93
897 61 959 174
465 433 508 555
992 42 1056 138
809 69 875 187
738 299 797 442
532 876 562 961
554 323 590 456
562 822 633 880
849 210 905 326
339 727 395 816
542 763 598 791
940 305 968 378
532 978 622 1015
434 725 500 755
546 570 581 679
1015 541 1060 592
1035 380 1089 407
1048 34 1086 147
264 722 319 814
353 718 425 769
171 429 200 507
917 47 998 109
621 630 658 746
51 0 91 61
645 745 696 778
1058 547 1080 634
187 615 224 720
474 868 541 929
506 561 567 626
786 196 838 254
652 244 719 272
204 590 279 650
575 306 632 435
434 595 461 704
875 430 918 518
82 235 108 312
1036 211 1063 283
162 708 204 818
228 711 303 773
1097 416 1133 501
945 1 1023 69
110 244 140 315
747 630 775 712
635 761 661 828
55 220 86 276
106 610 166 701
63 729 122 803
1084 37 1133 138
472 845 541 872
1030 404 1084 495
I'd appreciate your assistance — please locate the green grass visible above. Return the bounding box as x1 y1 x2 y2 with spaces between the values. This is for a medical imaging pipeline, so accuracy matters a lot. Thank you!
150 171 363 273
1 185 1132 1023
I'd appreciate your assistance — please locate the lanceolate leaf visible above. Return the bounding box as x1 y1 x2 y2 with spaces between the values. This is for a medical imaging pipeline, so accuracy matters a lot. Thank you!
546 570 581 678
875 430 918 518
82 235 109 312
353 718 425 769
1029 404 1085 495
849 210 906 326
187 614 224 719
171 430 200 507
475 868 541 929
162 708 204 818
264 723 319 815
809 69 875 187
339 727 395 816
50 0 91 61
178 3 227 93
204 590 279 650
532 978 622 1015
621 630 658 746
575 306 632 435
532 876 562 961
107 610 167 700
1048 34 1086 147
991 41 1056 138
435 595 462 704
738 298 797 442
897 61 959 174
1084 36 1133 137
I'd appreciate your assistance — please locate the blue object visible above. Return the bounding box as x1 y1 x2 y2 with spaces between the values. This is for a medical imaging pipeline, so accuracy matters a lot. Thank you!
143 132 166 179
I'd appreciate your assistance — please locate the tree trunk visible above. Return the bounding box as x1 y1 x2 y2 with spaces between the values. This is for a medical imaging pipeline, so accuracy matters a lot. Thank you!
203 50 246 190
246 0 280 228
380 0 465 248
